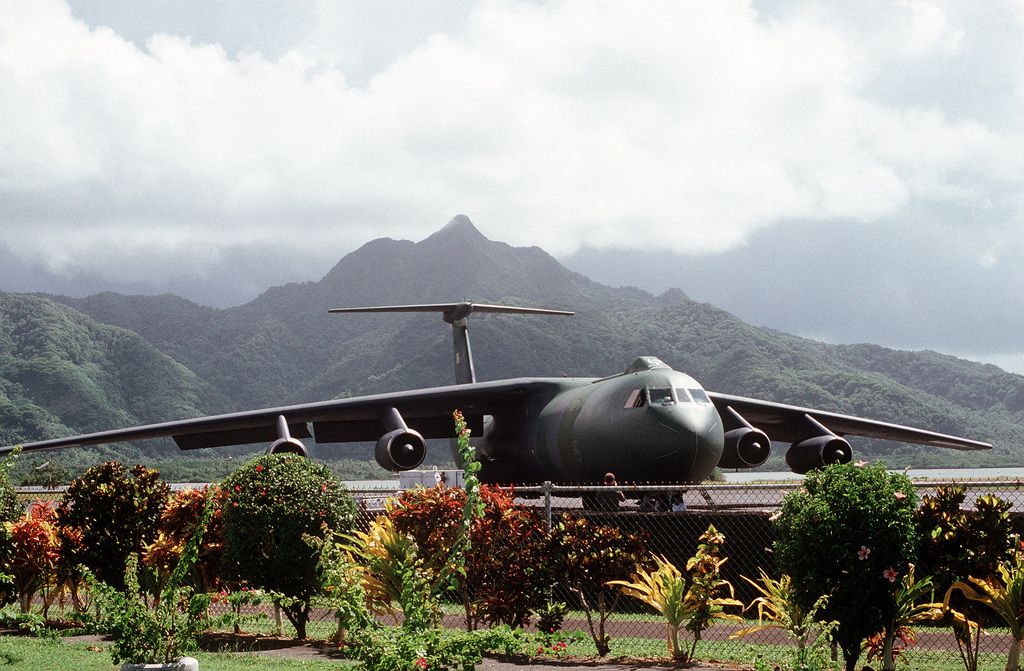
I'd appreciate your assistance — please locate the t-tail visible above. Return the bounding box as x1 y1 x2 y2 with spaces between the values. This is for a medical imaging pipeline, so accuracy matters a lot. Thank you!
327 302 575 384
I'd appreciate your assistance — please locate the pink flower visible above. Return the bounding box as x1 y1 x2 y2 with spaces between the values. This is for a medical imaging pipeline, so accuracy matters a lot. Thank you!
415 657 428 670
255 464 264 472
854 460 868 468
883 567 898 582
858 546 871 561
894 491 907 500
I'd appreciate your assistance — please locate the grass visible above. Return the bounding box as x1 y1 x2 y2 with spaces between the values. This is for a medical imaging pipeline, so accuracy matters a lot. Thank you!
0 635 356 670
0 631 1017 671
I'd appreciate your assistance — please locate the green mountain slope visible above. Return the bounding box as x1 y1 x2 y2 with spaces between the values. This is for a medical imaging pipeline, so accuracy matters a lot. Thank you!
32 215 1024 470
0 293 219 459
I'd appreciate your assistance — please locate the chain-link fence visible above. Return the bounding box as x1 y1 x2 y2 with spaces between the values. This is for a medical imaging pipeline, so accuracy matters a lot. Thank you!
14 478 1024 669
343 478 1024 669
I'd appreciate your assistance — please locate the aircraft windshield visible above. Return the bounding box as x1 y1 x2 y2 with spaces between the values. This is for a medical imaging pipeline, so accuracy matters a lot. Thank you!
674 389 692 402
648 388 675 405
688 388 711 404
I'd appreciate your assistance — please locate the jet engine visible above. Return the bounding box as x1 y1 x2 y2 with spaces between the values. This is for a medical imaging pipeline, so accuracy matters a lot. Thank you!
785 414 852 474
717 406 771 469
720 427 771 469
375 407 426 471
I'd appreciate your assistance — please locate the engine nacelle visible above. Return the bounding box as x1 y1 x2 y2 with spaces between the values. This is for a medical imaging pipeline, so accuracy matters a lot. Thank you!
785 435 852 474
719 427 771 469
268 436 309 457
375 428 426 471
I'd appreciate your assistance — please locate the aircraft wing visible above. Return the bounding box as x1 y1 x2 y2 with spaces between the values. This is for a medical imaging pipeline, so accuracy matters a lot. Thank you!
706 392 992 451
0 379 553 455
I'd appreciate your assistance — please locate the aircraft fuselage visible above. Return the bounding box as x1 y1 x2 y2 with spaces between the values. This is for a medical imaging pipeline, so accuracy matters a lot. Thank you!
473 359 725 484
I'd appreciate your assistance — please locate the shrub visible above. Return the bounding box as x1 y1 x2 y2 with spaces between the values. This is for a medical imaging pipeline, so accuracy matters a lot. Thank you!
144 486 224 594
917 486 1016 593
55 461 170 591
0 448 24 607
93 491 216 666
773 462 917 671
550 514 648 656
219 453 356 638
5 501 60 615
389 484 551 629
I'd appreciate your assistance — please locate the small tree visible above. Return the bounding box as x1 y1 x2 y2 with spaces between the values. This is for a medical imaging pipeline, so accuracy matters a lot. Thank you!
773 462 917 671
220 453 356 639
55 461 169 591
551 515 648 656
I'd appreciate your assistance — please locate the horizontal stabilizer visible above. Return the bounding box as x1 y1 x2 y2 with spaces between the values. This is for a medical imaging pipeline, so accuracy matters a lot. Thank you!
328 302 574 323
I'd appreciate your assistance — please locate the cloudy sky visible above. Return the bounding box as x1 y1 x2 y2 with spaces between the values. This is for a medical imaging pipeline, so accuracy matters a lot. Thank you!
1 1 1022 372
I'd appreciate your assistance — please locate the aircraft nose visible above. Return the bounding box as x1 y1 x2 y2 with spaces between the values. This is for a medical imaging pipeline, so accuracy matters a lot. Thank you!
688 403 725 479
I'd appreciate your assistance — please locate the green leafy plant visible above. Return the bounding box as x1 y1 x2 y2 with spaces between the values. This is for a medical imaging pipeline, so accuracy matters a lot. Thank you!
871 563 943 671
210 585 267 635
535 601 568 634
92 491 216 665
55 461 170 591
220 453 356 638
730 570 832 659
0 447 27 607
551 514 648 656
773 462 917 671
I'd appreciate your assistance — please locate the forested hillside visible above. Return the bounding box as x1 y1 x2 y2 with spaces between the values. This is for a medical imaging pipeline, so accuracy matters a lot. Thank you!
1 215 1018 478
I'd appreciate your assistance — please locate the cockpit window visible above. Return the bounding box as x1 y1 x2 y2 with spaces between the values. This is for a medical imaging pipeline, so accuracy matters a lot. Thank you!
624 389 646 408
675 388 693 403
688 388 711 404
648 388 675 405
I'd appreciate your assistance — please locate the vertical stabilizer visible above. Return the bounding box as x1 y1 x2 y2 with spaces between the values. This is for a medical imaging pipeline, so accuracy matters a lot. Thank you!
328 302 574 384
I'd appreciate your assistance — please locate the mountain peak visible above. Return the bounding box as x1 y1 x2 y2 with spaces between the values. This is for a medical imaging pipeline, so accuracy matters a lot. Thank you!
431 214 487 241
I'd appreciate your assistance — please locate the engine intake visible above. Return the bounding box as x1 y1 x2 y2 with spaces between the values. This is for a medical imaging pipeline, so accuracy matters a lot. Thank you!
376 429 426 471
785 414 852 474
720 427 771 469
374 407 426 471
717 406 771 469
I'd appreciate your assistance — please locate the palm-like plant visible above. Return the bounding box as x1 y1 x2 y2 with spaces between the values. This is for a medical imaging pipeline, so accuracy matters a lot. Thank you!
876 564 943 671
609 525 742 661
608 554 690 659
946 553 1024 671
730 569 832 669
346 515 438 629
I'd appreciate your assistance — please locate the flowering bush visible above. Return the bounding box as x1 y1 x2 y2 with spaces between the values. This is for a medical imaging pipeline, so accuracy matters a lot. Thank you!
55 461 170 591
773 461 917 671
220 453 356 638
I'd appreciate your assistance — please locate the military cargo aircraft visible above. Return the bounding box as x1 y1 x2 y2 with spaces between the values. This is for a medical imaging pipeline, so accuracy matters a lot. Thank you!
0 302 991 483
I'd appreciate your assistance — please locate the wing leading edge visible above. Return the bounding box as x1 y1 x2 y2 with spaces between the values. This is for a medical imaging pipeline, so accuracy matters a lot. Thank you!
0 379 554 455
707 391 992 451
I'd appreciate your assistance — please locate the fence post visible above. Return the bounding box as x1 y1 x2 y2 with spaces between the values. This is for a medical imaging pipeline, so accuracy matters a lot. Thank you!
543 480 553 532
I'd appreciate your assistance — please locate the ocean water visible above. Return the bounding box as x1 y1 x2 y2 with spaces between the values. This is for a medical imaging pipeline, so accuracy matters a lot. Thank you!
723 467 1024 483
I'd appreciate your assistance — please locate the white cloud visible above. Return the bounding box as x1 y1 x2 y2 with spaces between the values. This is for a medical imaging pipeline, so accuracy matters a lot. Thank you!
0 0 1021 280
